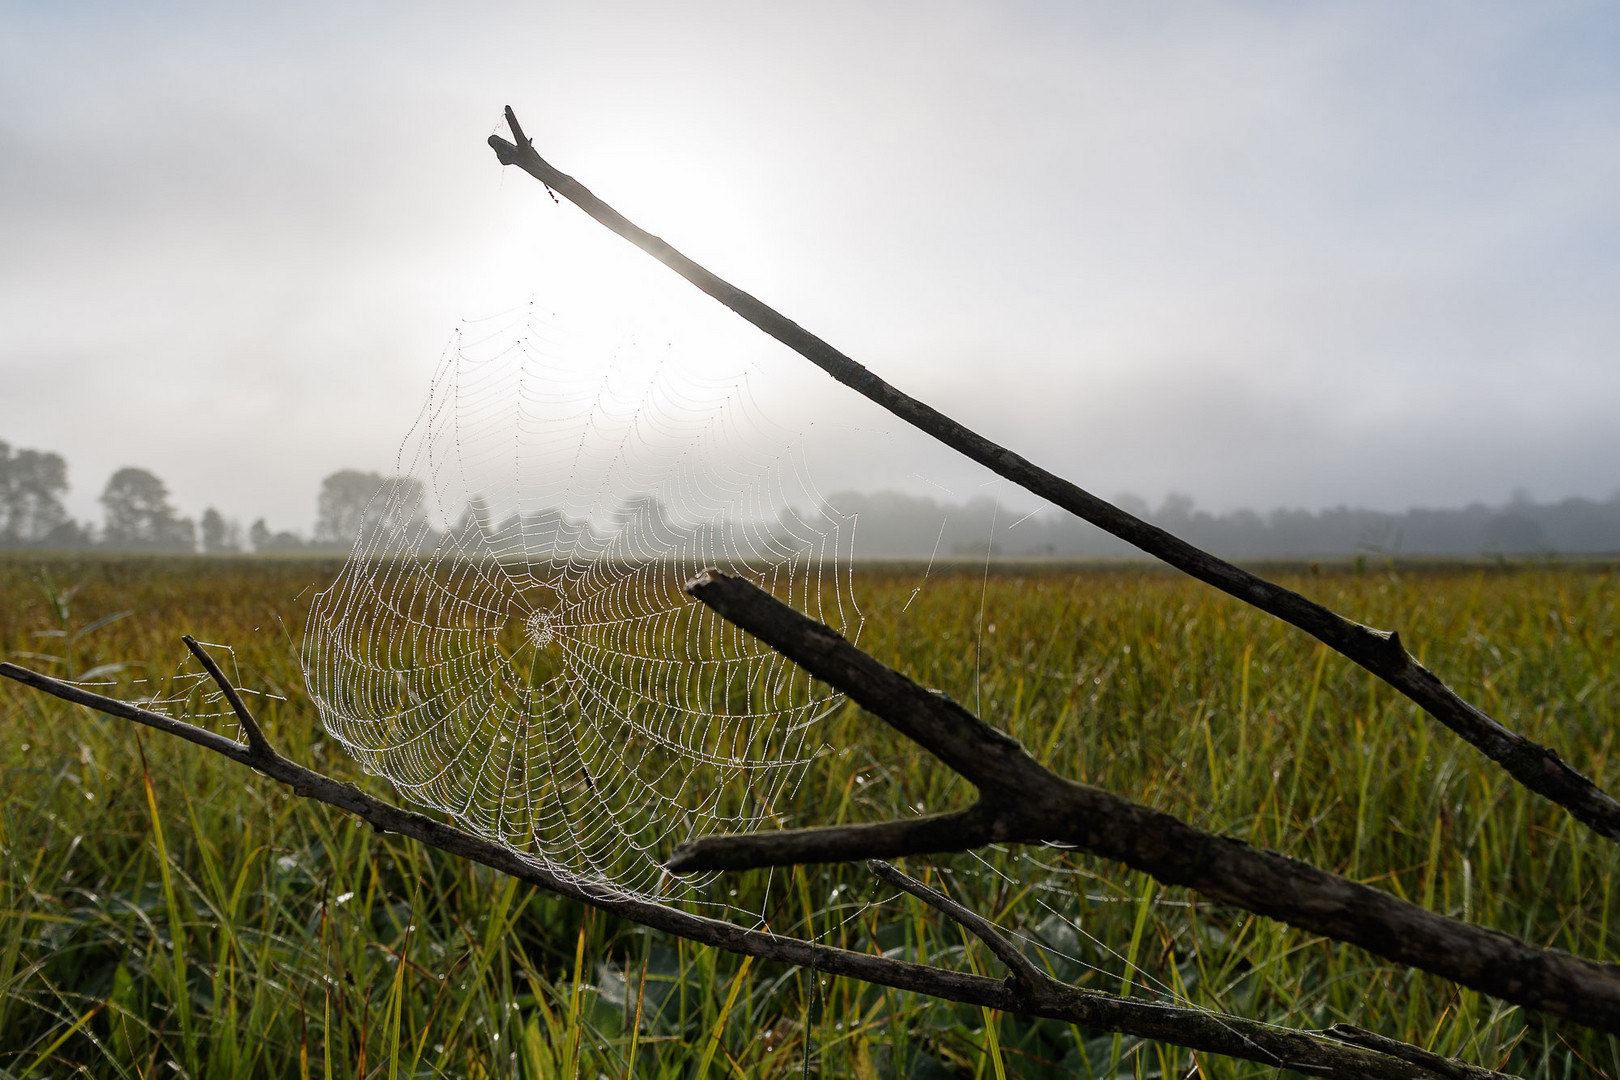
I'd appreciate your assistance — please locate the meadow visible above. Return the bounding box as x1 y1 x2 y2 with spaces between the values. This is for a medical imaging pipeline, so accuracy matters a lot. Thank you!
0 554 1615 1078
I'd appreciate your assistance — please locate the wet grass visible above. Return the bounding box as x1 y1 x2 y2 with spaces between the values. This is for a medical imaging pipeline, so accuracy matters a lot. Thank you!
0 554 1616 1077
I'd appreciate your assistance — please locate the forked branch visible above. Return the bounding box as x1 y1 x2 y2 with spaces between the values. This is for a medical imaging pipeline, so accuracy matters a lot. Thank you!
868 860 1519 1080
0 656 1510 1079
488 106 1620 845
1326 1027 1520 1080
866 859 1049 994
181 634 272 760
673 569 1620 1033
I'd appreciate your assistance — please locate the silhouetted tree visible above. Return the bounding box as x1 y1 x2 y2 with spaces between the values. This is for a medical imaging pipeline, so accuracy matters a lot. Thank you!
0 440 72 545
314 469 427 549
41 520 92 548
1157 492 1196 527
199 507 242 554
1484 513 1547 555
248 517 304 553
315 470 383 546
100 467 194 551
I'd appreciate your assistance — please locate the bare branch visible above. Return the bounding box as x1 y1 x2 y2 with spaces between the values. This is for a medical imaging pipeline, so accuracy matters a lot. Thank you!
1326 1025 1519 1080
1 660 255 766
862 858 1514 1080
867 859 1047 994
672 810 1003 870
181 634 272 761
682 569 1049 797
0 658 1509 1079
487 107 1620 845
674 570 1620 1033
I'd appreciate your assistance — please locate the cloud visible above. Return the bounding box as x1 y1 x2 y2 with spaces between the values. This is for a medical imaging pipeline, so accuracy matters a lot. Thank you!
2 1 1617 531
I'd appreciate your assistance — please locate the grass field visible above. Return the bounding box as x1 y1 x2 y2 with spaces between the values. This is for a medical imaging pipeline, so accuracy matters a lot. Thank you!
0 554 1616 1078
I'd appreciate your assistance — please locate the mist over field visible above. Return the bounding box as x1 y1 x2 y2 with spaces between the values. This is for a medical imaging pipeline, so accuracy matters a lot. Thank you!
7 434 1620 557
824 487 1620 559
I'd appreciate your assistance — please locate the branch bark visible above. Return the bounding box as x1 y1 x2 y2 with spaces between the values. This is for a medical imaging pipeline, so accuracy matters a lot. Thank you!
486 106 1620 846
867 859 1049 993
872 861 1518 1080
1327 1027 1519 1080
671 569 1620 1033
181 634 272 761
0 657 1509 1080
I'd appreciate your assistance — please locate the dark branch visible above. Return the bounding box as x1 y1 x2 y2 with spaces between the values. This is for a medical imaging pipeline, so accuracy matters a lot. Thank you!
1326 1026 1519 1080
682 569 1051 797
487 107 1620 845
867 859 1047 994
0 659 1508 1079
181 635 272 760
670 809 1002 871
866 860 1519 1080
674 570 1620 1033
2 660 256 766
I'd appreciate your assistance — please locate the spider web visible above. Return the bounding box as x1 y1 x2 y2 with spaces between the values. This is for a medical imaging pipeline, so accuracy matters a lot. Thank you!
290 292 1349 1070
302 305 858 900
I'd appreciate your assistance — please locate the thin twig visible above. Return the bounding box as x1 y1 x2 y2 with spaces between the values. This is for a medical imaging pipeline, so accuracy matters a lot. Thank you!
0 658 1507 1080
673 569 1620 1033
181 635 272 760
487 107 1620 845
867 860 1047 995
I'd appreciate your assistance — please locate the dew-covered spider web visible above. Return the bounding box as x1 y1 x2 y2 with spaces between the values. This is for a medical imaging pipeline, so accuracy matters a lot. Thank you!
303 305 857 900
282 265 1409 1073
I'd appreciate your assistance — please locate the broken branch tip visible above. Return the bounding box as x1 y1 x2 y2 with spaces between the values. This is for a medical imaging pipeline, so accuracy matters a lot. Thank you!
683 567 729 595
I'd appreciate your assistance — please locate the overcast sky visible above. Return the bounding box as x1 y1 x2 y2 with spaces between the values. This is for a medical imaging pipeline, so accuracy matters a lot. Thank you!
3 1 1618 535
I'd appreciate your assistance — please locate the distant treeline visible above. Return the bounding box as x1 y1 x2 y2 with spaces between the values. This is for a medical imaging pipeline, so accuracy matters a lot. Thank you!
0 438 412 554
6 436 1617 557
823 489 1620 559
